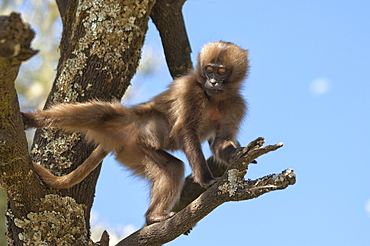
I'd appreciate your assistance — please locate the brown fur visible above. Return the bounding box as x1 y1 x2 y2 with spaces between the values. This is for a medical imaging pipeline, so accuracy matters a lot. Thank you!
22 41 249 224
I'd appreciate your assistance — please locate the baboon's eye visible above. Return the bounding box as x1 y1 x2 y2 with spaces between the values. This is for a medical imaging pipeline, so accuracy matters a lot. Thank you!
217 67 227 75
205 66 213 73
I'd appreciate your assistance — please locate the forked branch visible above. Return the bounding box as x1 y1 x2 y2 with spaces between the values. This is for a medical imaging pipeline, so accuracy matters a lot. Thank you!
116 137 296 246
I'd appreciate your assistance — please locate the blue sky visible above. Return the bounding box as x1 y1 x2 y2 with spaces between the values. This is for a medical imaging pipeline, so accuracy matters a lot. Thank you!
92 1 370 245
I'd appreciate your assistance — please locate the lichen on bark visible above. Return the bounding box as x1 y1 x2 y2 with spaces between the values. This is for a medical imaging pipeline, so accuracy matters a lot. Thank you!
14 194 87 245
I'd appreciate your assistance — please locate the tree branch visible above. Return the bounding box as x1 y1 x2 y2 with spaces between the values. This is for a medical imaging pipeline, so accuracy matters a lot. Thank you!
0 12 47 245
174 138 283 211
173 156 223 212
150 0 193 78
117 138 296 246
0 13 38 61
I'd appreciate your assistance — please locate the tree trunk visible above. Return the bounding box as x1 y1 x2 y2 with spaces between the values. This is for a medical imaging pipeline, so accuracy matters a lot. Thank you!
1 0 157 243
0 13 48 245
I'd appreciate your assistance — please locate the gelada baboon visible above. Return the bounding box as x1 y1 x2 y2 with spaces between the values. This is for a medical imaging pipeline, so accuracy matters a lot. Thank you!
22 41 249 224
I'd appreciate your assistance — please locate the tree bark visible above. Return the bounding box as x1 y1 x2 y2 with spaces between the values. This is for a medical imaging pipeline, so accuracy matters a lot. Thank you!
0 13 48 245
150 0 193 78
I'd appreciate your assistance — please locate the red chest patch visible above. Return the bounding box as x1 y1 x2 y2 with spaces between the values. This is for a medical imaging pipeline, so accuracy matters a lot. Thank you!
209 107 221 121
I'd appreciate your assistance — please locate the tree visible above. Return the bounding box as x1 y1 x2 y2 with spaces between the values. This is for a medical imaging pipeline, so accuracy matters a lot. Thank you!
0 1 296 245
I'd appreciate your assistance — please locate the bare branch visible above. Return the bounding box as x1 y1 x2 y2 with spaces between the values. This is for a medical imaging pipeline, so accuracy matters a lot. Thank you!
117 138 295 246
150 0 193 78
174 138 283 212
96 230 110 246
173 156 226 212
0 12 38 62
219 169 296 202
230 137 284 171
